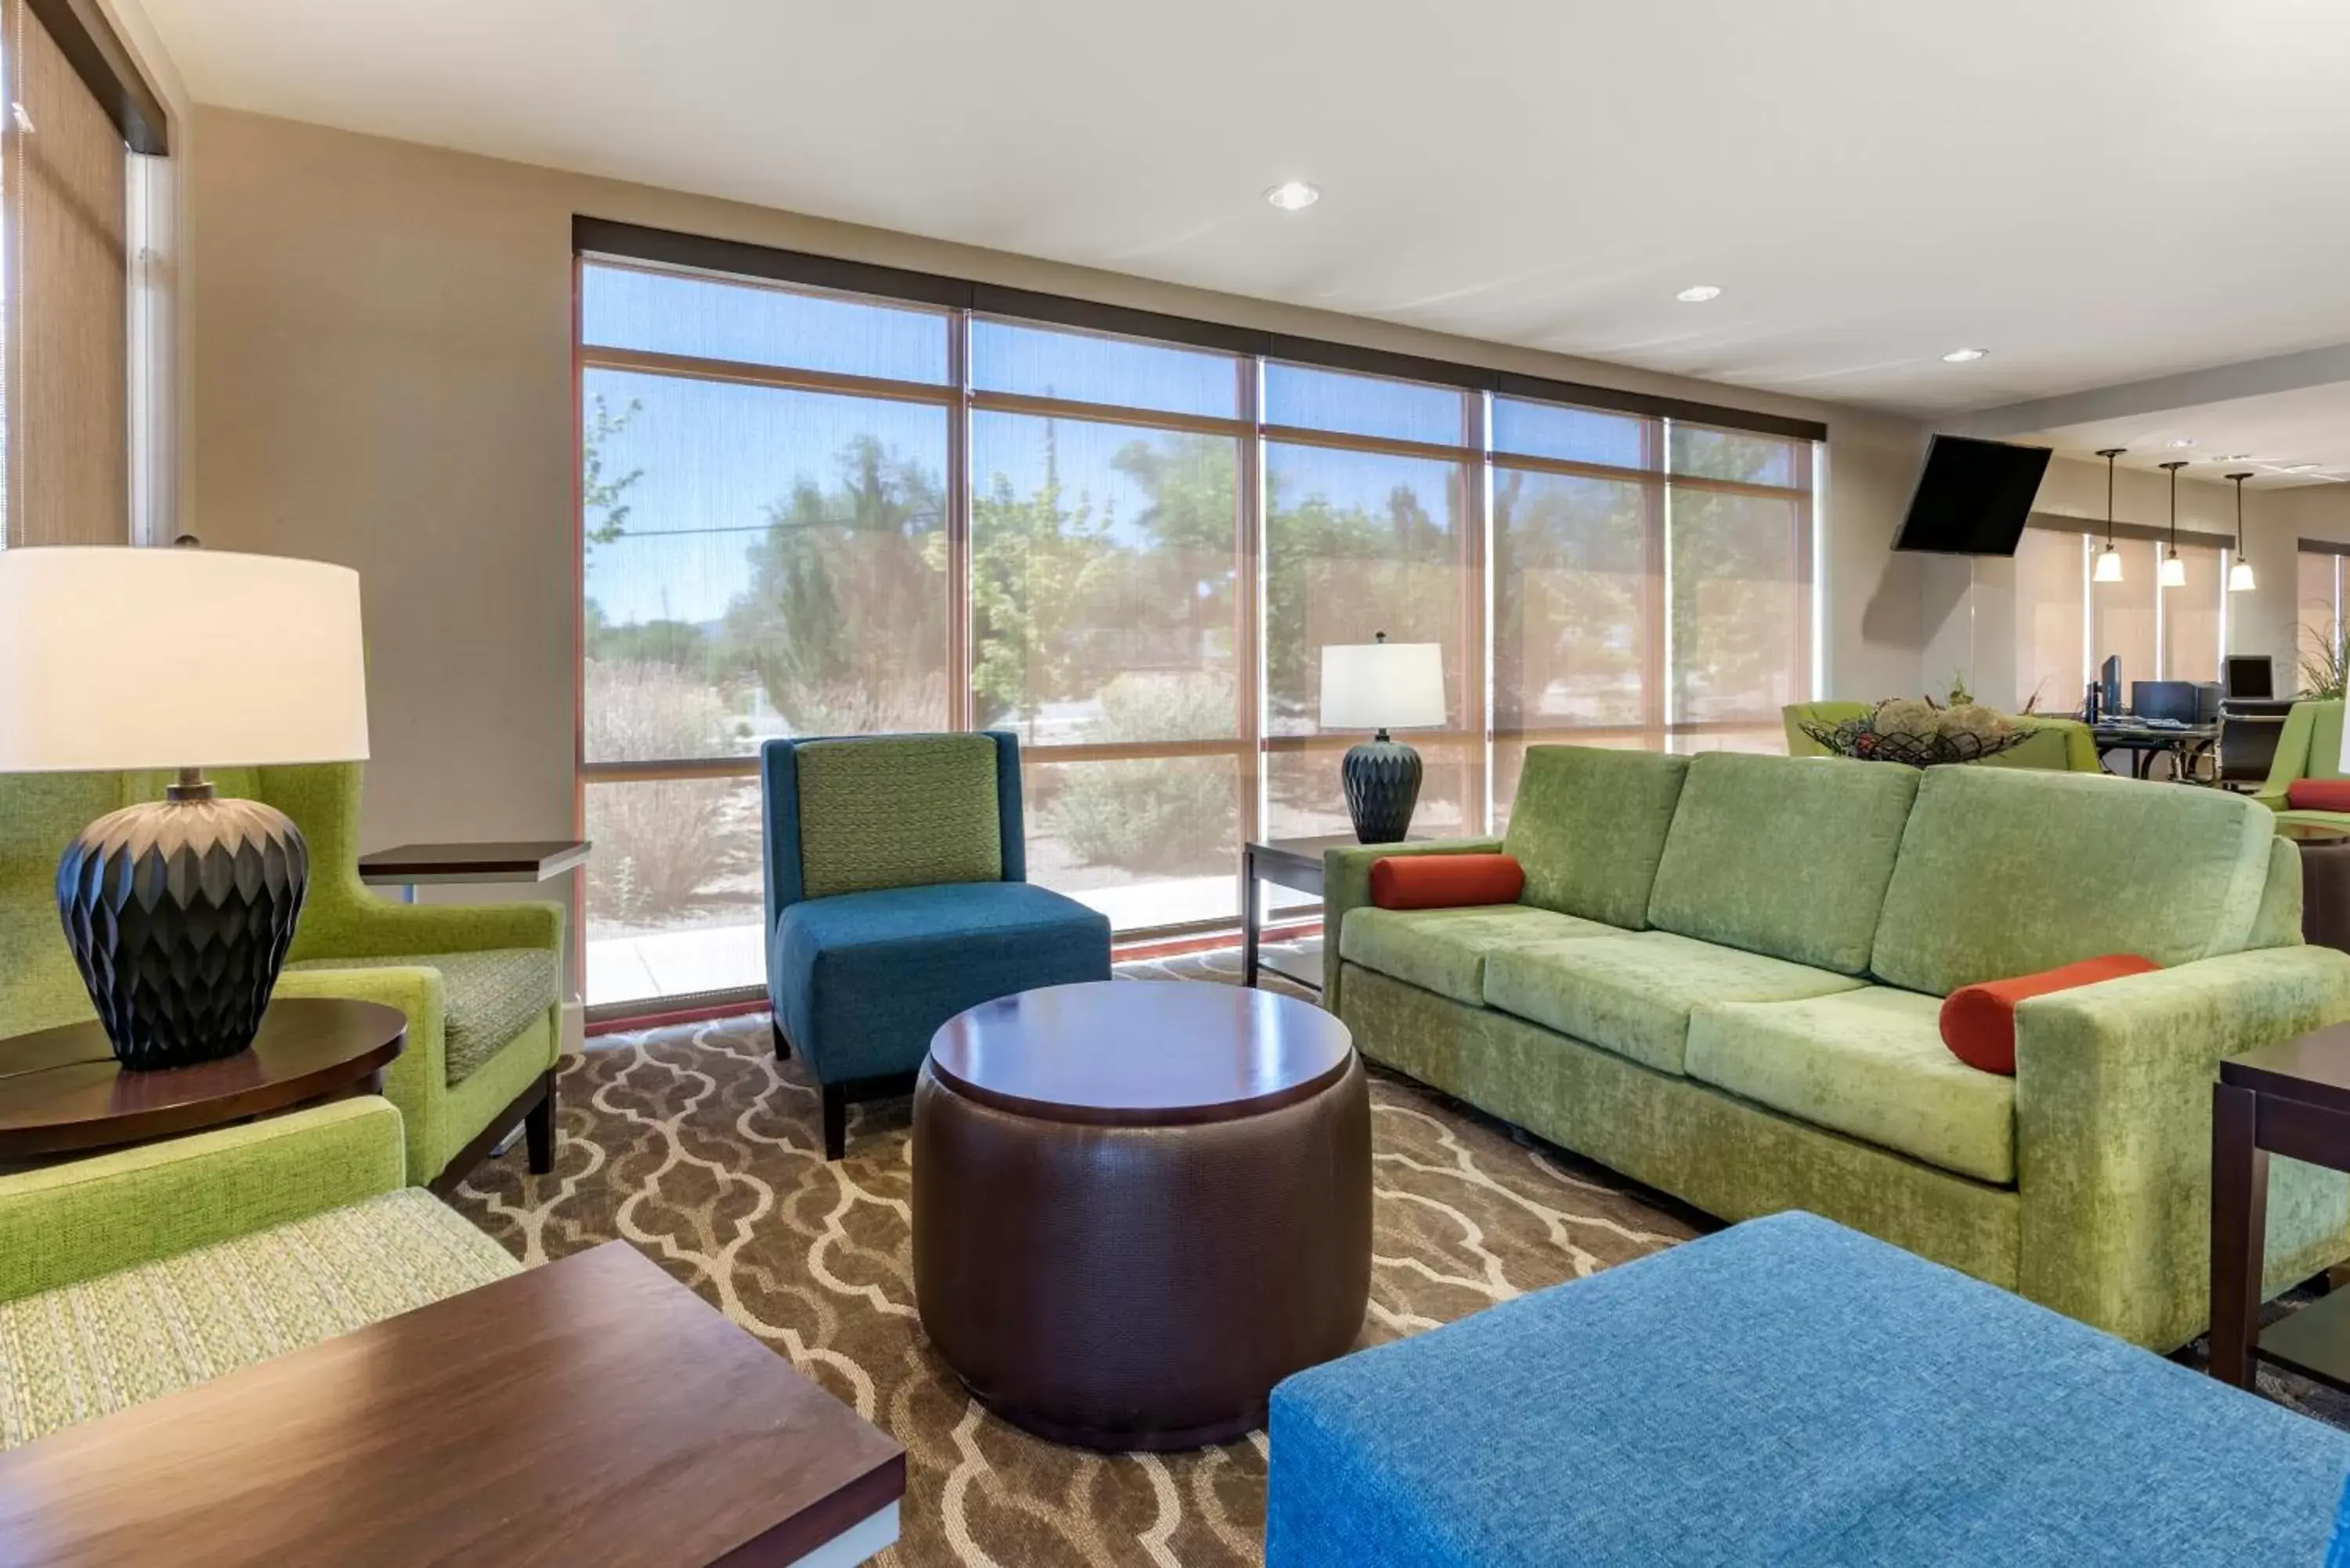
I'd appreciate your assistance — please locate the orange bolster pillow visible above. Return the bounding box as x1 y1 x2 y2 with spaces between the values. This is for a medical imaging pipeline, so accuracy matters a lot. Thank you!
1940 955 2160 1075
2289 779 2350 812
1369 854 1526 911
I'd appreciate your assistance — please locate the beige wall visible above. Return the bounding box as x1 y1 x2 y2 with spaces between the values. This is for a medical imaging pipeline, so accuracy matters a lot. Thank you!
186 106 1935 962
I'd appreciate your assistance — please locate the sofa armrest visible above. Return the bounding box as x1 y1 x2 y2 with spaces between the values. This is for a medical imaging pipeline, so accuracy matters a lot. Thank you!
2254 789 2290 814
1321 837 1505 1009
270 964 449 1184
0 1097 407 1303
299 896 566 963
2013 944 2350 1348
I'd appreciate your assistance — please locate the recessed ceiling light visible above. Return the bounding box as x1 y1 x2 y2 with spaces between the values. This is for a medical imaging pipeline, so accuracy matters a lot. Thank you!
1676 284 1723 303
1940 348 1988 363
2281 463 2323 473
1264 180 1320 211
2163 437 2196 449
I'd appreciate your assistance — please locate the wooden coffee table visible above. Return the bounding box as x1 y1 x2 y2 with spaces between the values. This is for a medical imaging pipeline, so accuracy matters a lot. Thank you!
0 1241 906 1566
913 981 1370 1450
0 998 407 1162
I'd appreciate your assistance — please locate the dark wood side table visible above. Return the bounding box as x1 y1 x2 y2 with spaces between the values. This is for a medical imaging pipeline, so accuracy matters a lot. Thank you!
0 1240 907 1566
2279 822 2350 952
0 998 407 1163
2210 1024 2350 1389
1242 833 1423 989
357 839 591 903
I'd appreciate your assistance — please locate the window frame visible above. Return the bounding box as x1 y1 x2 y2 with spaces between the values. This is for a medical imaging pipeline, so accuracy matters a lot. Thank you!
573 237 1823 1020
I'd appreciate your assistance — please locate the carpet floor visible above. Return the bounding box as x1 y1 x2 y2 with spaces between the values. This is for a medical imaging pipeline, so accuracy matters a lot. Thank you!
450 948 1704 1566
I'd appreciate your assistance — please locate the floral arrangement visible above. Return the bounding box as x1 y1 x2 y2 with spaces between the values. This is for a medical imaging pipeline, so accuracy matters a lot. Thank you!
1800 692 2038 768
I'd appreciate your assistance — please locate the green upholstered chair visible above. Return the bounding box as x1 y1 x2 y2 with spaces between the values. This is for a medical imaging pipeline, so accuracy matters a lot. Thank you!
1781 702 2100 771
0 1096 519 1449
0 765 562 1190
2257 699 2350 830
761 731 1112 1159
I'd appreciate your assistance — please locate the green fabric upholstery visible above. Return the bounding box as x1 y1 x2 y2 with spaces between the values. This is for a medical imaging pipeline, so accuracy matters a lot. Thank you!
0 764 565 1187
1871 768 2272 997
1484 930 1864 1077
0 1099 407 1306
2013 944 2350 1349
794 734 1003 899
1500 747 1690 927
1319 837 1503 1010
2258 701 2346 811
1338 905 1621 1006
286 948 559 1085
2249 835 2306 949
1647 753 1916 974
1687 988 2014 1184
1340 963 2024 1292
0 1187 517 1450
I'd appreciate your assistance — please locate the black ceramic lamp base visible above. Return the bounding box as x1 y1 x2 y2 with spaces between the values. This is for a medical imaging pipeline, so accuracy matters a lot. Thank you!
1341 733 1423 844
55 776 309 1071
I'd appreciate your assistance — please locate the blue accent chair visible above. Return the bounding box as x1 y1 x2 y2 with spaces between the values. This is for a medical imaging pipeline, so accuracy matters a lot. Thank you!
760 731 1112 1159
1267 1212 2350 1567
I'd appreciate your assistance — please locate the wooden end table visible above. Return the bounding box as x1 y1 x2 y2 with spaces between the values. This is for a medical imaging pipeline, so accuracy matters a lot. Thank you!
2210 1024 2350 1390
1242 833 1423 990
2278 822 2350 952
0 998 407 1163
0 1240 907 1566
357 839 591 903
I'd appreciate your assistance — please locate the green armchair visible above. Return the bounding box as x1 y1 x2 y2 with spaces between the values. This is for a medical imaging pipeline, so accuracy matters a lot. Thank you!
1781 702 2101 771
0 764 563 1190
0 1097 519 1449
2257 699 2348 829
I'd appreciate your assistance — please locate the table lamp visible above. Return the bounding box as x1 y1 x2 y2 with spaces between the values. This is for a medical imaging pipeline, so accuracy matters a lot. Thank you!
1319 633 1445 843
0 547 370 1070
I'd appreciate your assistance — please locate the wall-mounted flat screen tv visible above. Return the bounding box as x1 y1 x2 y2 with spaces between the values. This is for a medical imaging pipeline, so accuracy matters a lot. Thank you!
1892 435 2053 556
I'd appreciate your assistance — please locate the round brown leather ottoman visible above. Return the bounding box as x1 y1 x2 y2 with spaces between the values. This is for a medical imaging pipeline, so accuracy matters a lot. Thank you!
912 980 1370 1451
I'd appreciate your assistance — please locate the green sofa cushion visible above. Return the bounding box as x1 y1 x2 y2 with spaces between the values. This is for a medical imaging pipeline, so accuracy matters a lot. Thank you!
1483 930 1865 1077
0 1188 516 1450
1339 905 1622 1005
1687 987 2016 1185
795 734 1003 900
287 948 559 1085
1871 769 2274 997
1647 753 1918 975
1501 747 1690 928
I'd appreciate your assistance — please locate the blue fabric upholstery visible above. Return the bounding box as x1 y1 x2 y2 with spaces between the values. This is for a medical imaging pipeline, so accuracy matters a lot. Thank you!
771 881 1109 1083
1267 1212 2350 1568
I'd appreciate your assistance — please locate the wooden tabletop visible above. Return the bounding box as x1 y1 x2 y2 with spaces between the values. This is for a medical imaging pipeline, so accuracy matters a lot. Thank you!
0 999 407 1160
2279 822 2350 844
356 840 591 884
928 980 1354 1127
2220 1023 2350 1117
0 1241 906 1568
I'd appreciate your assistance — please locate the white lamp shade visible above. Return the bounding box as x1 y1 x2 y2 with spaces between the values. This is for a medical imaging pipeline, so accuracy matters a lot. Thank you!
2229 558 2258 592
1319 641 1446 731
2158 552 2188 589
0 547 371 772
2092 545 2124 583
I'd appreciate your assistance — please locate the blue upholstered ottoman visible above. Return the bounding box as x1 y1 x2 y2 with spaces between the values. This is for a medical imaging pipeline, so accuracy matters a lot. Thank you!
1267 1212 2350 1567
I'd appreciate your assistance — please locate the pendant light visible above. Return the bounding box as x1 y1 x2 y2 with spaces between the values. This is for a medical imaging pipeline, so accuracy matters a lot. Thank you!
2092 448 2125 582
2227 471 2258 592
2158 460 2189 588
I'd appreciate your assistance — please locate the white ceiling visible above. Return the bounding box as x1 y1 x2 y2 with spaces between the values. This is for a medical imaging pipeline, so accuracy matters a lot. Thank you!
139 0 2350 420
2031 382 2350 489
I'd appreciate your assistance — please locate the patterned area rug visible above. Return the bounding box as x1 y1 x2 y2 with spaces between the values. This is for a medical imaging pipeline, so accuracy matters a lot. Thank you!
451 948 1705 1566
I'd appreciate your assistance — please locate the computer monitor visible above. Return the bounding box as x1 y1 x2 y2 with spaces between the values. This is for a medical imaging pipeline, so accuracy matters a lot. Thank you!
2100 656 2122 718
2132 681 2200 725
2225 655 2275 701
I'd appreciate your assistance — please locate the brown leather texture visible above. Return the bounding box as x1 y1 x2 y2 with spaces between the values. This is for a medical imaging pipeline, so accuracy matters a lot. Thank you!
911 1053 1372 1451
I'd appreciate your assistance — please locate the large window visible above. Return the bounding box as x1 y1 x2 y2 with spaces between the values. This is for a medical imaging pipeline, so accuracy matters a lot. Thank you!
2302 545 2345 688
2012 524 2232 710
577 240 1822 1015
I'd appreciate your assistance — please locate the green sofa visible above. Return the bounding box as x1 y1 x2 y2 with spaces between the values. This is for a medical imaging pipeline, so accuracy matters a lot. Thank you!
1783 701 2102 772
2257 699 2350 831
0 1097 518 1449
0 764 563 1190
1325 746 2350 1350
